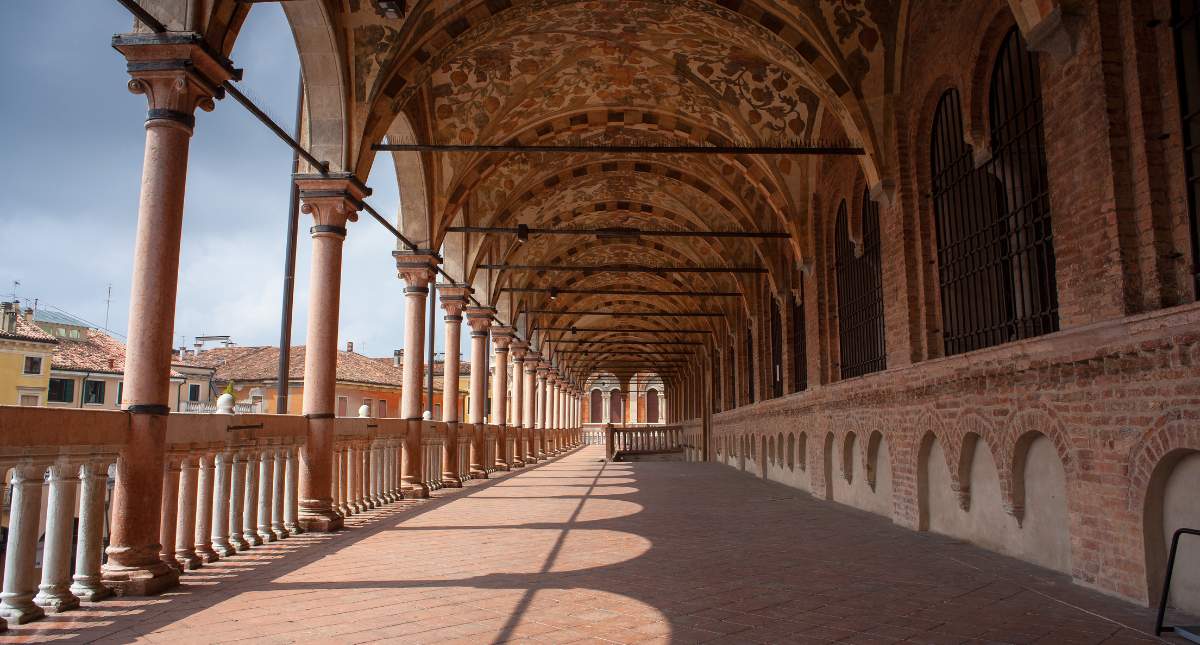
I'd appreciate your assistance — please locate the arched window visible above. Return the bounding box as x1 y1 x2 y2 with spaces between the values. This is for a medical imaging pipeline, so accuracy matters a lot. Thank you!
931 88 1018 355
646 387 659 423
835 197 887 378
1174 0 1200 296
985 28 1059 339
589 388 603 423
791 284 807 392
744 327 756 403
609 389 624 423
769 297 784 398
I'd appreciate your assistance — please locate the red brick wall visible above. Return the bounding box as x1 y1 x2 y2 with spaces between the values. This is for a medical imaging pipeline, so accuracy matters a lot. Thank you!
710 0 1200 609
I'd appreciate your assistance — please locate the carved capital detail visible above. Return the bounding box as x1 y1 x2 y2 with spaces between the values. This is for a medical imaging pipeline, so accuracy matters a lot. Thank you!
465 306 496 332
394 250 440 289
296 174 369 233
115 35 236 131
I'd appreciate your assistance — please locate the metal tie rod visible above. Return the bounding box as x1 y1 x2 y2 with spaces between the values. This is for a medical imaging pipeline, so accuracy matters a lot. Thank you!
529 310 723 317
483 264 765 274
450 225 791 239
372 143 865 156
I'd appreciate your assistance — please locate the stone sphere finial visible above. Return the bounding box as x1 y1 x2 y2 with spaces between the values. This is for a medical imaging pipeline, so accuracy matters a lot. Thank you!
358 404 371 418
216 392 235 415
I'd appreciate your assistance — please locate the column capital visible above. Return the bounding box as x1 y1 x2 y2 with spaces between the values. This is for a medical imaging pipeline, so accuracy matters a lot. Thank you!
439 284 472 318
295 173 368 232
510 339 529 360
394 250 440 290
114 33 237 131
491 326 515 349
525 351 541 368
465 306 496 334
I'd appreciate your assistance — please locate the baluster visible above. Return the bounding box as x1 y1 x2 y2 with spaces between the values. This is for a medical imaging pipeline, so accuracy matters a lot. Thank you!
34 462 80 612
175 456 201 568
257 449 276 542
229 451 249 551
194 452 219 563
72 460 112 601
334 445 348 516
285 446 302 534
211 451 235 557
158 456 182 573
242 450 262 546
272 449 288 538
0 465 47 623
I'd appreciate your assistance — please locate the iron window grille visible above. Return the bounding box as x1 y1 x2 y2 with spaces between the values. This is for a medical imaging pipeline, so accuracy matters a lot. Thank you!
1174 0 1200 297
770 297 784 398
983 28 1059 340
835 196 887 379
744 327 756 403
791 283 808 392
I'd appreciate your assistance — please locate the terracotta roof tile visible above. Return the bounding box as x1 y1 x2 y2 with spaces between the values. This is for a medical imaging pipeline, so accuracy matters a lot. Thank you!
0 312 57 344
51 329 126 374
211 346 411 389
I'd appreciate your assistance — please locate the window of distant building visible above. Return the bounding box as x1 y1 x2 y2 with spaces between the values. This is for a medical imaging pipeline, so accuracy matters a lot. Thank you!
337 396 348 417
22 356 42 375
117 381 123 404
378 400 387 417
50 378 74 404
83 380 106 405
188 383 201 402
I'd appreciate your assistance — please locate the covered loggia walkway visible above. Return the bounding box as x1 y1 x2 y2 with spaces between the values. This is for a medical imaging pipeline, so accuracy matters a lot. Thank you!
1 445 1167 644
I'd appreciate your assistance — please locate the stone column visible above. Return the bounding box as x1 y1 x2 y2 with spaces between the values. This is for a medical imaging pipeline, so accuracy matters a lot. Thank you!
73 460 112 601
602 391 612 424
295 175 366 533
0 466 46 623
465 306 494 477
439 285 469 487
104 36 234 596
536 363 549 458
229 452 249 551
210 451 235 557
34 463 81 613
194 453 219 563
272 449 288 537
158 457 181 572
284 447 301 534
491 326 513 470
396 251 439 498
257 450 276 542
175 456 200 569
524 352 539 463
510 341 527 467
659 392 667 424
242 451 262 547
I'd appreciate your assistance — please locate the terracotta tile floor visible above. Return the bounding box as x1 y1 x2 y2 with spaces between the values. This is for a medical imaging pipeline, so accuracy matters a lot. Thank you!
1 445 1183 644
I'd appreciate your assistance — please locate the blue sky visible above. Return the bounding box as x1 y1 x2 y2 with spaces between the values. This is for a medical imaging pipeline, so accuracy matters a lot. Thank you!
0 2 446 358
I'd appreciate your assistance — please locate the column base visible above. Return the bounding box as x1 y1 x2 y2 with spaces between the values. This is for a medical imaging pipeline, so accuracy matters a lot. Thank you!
243 531 264 547
33 588 80 613
196 547 220 564
286 522 304 535
494 462 510 471
0 603 44 625
69 578 111 603
100 560 179 597
402 484 429 499
297 511 344 533
441 476 463 488
175 550 201 570
230 535 250 552
470 468 489 479
512 459 526 468
213 540 237 558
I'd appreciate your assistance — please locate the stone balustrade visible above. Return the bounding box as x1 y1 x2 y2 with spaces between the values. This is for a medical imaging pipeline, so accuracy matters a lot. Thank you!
0 406 584 631
604 424 690 461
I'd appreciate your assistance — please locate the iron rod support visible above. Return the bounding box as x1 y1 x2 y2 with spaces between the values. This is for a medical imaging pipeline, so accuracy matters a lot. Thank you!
450 226 790 239
530 310 723 318
503 287 740 297
482 264 765 274
372 143 864 156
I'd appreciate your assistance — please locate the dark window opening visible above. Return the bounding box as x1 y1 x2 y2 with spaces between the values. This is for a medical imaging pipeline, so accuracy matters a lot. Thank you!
83 380 106 405
23 356 42 375
590 388 603 423
835 196 887 378
770 297 784 398
48 378 74 403
791 284 808 392
744 327 756 403
188 383 201 402
1174 0 1200 296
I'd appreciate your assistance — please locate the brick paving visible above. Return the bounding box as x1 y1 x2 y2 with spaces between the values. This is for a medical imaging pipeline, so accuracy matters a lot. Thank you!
1 445 1181 644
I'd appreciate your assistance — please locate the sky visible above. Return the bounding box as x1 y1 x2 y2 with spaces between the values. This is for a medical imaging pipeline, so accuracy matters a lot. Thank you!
0 2 449 359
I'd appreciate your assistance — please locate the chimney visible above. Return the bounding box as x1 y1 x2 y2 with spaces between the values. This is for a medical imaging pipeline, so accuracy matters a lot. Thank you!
346 341 354 353
1 302 15 333
22 307 33 323
393 349 402 367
